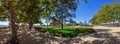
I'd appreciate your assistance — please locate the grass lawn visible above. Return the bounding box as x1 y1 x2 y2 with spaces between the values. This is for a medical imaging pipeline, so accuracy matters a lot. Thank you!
35 26 94 37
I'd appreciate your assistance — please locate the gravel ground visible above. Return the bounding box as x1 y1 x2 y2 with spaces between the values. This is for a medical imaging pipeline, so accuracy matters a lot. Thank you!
0 26 120 44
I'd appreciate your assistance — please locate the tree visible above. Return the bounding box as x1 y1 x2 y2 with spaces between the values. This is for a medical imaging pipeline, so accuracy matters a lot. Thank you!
0 2 8 21
16 0 43 29
0 0 88 43
79 22 83 26
50 17 61 26
111 0 120 24
16 0 55 29
90 1 120 25
1 0 27 44
55 0 79 30
90 3 112 24
69 19 78 26
29 0 59 29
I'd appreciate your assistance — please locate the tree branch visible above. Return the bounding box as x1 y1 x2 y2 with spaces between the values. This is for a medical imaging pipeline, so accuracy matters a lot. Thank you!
15 0 27 10
5 0 10 8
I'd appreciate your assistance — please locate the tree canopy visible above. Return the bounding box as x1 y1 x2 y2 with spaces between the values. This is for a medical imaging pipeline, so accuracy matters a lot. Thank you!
90 1 120 24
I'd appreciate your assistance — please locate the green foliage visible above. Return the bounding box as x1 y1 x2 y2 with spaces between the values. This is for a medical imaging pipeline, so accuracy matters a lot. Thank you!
90 4 111 24
76 28 94 34
49 17 61 26
0 0 83 26
90 1 120 24
39 26 94 37
53 0 79 29
118 20 120 24
15 0 43 24
0 2 7 21
69 19 79 26
45 28 78 37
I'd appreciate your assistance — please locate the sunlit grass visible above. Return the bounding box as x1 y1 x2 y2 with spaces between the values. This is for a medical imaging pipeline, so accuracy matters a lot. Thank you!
37 26 94 37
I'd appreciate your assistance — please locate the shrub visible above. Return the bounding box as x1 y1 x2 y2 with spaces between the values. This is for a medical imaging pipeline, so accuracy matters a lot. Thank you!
76 27 94 34
39 26 94 37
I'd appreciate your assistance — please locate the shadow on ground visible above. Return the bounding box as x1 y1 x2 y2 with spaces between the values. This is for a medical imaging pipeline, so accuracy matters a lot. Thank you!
83 29 120 44
0 27 120 44
18 27 83 44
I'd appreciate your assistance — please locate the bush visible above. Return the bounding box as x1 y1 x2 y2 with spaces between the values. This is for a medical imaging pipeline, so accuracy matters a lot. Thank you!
76 27 94 34
39 26 94 37
44 27 78 37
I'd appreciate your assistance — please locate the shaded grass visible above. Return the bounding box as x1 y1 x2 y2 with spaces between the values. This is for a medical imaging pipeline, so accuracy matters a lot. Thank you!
76 28 94 34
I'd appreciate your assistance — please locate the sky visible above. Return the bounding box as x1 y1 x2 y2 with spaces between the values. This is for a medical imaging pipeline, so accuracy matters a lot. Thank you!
0 0 120 25
74 0 120 23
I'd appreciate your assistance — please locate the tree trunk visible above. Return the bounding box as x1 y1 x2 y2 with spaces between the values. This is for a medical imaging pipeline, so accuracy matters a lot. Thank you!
61 15 64 30
7 6 19 44
61 2 64 30
61 22 64 30
29 21 33 29
47 22 48 29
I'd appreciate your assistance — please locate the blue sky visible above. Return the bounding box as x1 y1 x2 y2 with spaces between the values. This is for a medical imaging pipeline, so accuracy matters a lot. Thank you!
74 0 119 23
0 0 120 25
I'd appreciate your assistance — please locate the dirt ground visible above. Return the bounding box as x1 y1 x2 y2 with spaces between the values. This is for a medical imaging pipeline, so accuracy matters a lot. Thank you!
0 26 120 44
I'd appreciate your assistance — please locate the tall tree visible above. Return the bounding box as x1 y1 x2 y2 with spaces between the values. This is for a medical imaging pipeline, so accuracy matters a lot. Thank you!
1 0 27 44
56 0 79 29
90 1 120 25
16 0 43 29
16 0 54 29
